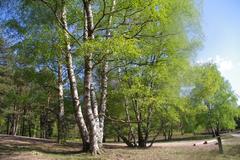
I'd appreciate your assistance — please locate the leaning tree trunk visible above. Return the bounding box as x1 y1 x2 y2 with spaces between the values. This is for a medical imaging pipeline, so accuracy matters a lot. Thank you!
83 0 100 154
57 58 66 143
60 1 90 151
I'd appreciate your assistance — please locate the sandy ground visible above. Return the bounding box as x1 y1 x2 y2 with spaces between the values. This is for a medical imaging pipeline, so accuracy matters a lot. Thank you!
0 135 81 160
0 133 239 160
104 139 219 147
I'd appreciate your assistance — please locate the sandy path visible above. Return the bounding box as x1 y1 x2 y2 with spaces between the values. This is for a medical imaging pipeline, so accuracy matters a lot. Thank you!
231 133 240 137
104 139 219 148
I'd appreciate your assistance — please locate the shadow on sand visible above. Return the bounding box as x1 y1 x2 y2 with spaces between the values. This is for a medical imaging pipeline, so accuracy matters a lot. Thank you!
0 134 84 158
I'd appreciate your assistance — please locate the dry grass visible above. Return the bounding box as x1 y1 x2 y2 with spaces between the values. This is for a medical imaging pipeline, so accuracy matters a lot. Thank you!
0 134 239 160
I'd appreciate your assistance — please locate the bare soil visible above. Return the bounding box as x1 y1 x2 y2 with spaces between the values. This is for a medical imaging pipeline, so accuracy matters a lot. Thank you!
0 134 239 160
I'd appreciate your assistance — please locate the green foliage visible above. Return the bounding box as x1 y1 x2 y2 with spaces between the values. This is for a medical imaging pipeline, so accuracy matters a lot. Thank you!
0 0 238 145
190 64 239 134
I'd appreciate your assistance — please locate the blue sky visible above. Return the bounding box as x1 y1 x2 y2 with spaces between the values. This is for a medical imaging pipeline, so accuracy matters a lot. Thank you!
197 0 240 100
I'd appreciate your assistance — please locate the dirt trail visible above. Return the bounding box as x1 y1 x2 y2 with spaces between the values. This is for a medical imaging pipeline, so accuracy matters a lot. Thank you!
104 139 218 148
231 133 240 137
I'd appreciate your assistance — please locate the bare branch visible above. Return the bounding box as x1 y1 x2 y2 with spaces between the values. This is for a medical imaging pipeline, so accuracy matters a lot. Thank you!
92 0 107 31
37 0 82 46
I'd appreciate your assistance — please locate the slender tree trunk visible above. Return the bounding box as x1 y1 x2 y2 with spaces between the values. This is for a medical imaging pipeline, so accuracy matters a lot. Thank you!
40 114 44 138
40 110 47 138
6 115 10 134
13 116 19 136
216 129 223 154
21 117 25 136
132 99 145 147
21 106 26 136
163 130 167 141
168 128 173 141
83 0 100 154
10 104 18 136
124 98 136 146
99 60 108 147
144 106 153 143
10 115 18 136
103 134 106 143
217 136 223 154
90 85 100 146
57 58 66 143
99 0 116 148
84 52 99 154
45 95 51 139
115 127 135 147
60 0 90 151
28 120 32 137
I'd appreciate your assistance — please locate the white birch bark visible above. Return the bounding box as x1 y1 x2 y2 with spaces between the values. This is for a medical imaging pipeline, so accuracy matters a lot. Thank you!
57 58 65 143
99 0 116 147
83 0 100 154
60 1 90 151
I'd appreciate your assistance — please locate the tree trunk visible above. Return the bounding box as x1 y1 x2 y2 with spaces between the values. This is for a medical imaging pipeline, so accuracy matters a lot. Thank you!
28 120 32 137
99 0 116 147
168 128 173 141
45 95 51 139
84 53 99 154
103 134 106 143
115 128 135 147
60 0 90 151
6 115 10 134
40 111 47 138
83 0 100 154
57 58 66 143
217 136 223 154
132 99 145 147
144 106 153 143
163 130 167 141
124 98 136 146
99 60 108 148
138 123 146 147
21 106 27 136
13 116 19 136
90 85 100 145
10 104 18 136
21 117 25 136
211 127 216 137
216 129 223 154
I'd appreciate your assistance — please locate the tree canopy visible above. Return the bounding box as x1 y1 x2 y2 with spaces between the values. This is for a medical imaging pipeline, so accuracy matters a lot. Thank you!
0 0 239 155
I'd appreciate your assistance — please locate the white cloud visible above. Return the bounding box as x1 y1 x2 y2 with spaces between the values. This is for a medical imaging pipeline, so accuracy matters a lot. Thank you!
214 55 233 72
196 55 234 72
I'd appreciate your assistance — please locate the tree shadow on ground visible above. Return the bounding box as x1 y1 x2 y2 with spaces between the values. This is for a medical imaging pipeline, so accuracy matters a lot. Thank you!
226 144 240 156
0 135 83 157
0 135 131 156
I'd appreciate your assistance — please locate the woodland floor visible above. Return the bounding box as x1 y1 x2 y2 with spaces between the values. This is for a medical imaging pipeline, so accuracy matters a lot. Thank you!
0 133 239 160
